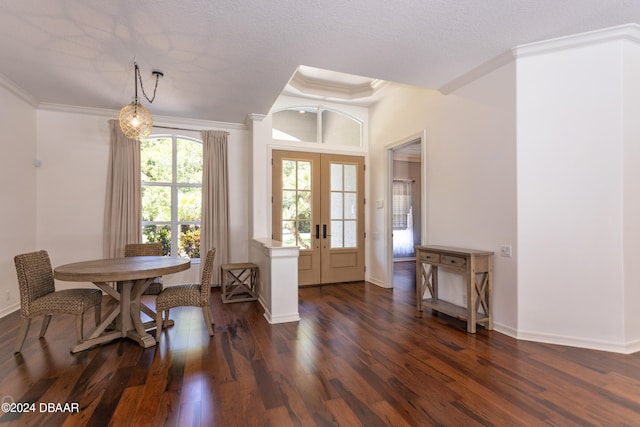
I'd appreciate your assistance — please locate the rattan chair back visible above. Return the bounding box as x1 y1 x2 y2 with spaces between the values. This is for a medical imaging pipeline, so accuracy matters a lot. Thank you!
124 243 163 257
14 250 56 318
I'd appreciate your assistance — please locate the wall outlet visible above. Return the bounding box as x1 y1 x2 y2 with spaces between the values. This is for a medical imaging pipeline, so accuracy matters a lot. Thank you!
500 245 512 257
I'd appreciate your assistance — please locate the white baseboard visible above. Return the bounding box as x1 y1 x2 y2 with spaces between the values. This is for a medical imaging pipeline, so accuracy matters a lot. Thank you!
367 277 390 288
492 321 517 339
516 328 639 354
0 303 19 319
259 297 299 324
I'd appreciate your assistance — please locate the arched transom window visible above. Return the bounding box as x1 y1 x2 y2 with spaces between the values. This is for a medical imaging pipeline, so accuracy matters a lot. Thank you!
272 107 362 147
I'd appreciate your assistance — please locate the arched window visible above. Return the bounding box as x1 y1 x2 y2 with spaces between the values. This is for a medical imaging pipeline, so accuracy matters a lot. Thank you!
140 134 202 258
272 107 362 147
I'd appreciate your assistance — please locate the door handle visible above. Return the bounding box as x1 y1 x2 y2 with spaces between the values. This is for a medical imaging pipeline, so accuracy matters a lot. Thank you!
323 224 327 239
315 224 320 239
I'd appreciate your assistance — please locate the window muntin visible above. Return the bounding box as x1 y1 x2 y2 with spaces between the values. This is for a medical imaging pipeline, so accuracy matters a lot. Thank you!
141 135 202 258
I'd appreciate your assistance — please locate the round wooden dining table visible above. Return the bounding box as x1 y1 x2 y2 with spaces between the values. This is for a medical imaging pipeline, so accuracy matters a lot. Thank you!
54 256 190 353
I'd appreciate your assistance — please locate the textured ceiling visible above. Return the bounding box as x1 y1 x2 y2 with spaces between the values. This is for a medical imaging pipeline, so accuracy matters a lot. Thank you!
0 0 639 124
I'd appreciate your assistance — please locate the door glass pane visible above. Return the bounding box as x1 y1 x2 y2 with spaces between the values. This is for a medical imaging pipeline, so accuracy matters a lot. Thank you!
282 160 297 189
297 191 311 220
331 221 343 248
344 193 356 219
330 163 342 191
282 190 297 220
297 221 311 249
344 164 356 191
331 192 343 219
142 186 171 221
344 221 357 248
298 161 311 190
283 220 311 249
282 221 297 246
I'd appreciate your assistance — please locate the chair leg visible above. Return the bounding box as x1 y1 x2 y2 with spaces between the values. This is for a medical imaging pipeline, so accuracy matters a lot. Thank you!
39 314 53 337
155 310 163 341
75 315 84 343
202 306 214 336
14 318 32 353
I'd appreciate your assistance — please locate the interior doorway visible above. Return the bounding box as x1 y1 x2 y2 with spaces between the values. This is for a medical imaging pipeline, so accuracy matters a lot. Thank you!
387 133 425 289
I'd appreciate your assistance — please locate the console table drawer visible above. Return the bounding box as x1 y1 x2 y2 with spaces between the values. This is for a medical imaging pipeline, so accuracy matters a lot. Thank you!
441 255 467 268
419 252 440 263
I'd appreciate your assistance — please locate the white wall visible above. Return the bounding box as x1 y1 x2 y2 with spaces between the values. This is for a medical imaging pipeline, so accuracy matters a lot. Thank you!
0 82 37 317
369 61 518 333
516 27 640 352
34 107 249 290
623 40 640 346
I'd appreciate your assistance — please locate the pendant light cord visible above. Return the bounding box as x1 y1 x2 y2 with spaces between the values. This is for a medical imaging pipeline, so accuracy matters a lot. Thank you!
134 62 161 104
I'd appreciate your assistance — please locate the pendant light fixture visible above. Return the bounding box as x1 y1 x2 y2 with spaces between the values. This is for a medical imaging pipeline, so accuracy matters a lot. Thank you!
119 62 163 140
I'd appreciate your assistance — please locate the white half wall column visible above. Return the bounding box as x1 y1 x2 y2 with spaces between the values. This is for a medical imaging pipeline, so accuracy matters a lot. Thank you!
250 238 300 324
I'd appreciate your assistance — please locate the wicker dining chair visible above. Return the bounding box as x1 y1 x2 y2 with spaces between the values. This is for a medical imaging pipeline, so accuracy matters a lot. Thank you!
155 249 216 340
13 250 102 353
124 243 164 295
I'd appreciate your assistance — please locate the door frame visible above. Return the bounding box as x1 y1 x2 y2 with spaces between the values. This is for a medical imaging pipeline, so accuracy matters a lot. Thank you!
268 144 370 283
385 130 427 289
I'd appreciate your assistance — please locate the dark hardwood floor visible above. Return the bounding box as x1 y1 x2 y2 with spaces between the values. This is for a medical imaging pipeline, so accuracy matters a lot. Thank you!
1 261 640 426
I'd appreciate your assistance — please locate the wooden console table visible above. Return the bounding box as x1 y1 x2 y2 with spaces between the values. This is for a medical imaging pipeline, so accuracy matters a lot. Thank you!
415 245 494 333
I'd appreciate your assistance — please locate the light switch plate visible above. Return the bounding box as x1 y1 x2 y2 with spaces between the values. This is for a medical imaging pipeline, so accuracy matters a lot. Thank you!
500 245 512 257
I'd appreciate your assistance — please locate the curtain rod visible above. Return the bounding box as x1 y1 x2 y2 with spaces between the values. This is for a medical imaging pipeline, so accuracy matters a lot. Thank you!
153 125 197 132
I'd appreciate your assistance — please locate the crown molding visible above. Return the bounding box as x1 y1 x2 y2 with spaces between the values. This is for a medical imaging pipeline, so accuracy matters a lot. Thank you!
246 113 266 122
514 23 640 59
290 72 374 99
439 50 515 94
37 103 247 130
0 73 39 107
38 103 116 117
245 113 266 130
439 24 640 95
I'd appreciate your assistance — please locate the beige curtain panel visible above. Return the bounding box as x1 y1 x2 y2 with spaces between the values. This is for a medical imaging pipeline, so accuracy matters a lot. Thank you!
201 130 230 286
103 120 142 259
